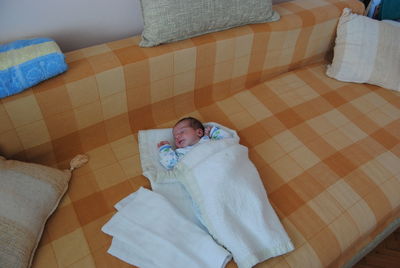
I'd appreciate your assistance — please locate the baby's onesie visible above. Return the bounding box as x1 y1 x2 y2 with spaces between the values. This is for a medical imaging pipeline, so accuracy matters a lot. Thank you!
158 126 230 170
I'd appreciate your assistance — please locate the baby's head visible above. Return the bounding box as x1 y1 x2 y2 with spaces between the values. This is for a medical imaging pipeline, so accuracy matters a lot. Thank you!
173 117 204 148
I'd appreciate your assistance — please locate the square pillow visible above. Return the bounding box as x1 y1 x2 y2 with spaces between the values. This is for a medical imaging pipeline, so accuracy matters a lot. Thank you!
139 0 280 47
326 8 400 91
0 156 73 268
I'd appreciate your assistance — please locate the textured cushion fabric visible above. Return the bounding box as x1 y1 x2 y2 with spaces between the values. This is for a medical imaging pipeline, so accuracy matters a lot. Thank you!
326 8 400 91
139 0 280 47
0 38 68 99
0 156 71 268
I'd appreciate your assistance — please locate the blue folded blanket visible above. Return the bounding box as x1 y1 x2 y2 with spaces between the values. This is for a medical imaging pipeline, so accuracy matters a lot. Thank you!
0 38 68 98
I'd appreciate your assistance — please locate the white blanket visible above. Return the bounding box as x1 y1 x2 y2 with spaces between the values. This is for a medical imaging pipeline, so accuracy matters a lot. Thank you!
139 123 294 268
102 187 232 268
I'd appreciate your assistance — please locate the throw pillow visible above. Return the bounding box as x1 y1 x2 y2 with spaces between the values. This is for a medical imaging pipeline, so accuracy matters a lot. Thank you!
0 155 87 268
326 8 400 92
139 0 280 47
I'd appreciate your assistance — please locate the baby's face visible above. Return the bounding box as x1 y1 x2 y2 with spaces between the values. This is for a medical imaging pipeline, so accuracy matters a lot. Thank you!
173 121 203 148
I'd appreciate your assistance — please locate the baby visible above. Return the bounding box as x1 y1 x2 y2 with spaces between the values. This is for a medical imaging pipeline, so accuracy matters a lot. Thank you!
157 117 230 169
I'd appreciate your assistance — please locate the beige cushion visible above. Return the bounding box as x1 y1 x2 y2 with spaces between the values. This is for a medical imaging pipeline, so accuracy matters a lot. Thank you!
139 0 280 47
0 156 71 268
326 8 400 91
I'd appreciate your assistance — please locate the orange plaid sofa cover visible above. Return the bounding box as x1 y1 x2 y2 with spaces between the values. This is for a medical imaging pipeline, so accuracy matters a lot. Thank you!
1 0 399 267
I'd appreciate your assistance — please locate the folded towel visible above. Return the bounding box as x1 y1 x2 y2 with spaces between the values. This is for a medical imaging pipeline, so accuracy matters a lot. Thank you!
139 123 295 268
0 38 67 98
102 187 231 268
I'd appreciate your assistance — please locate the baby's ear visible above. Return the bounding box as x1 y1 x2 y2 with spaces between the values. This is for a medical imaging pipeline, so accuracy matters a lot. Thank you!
196 128 204 137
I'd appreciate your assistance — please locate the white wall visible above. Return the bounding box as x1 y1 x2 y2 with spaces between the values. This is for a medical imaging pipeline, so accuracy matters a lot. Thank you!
0 0 290 52
0 0 144 52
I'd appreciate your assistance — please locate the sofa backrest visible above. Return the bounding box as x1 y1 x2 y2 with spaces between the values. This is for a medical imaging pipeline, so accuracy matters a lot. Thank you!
0 0 364 166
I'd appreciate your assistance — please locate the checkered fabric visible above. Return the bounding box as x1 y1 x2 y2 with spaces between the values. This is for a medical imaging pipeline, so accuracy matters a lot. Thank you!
1 0 399 267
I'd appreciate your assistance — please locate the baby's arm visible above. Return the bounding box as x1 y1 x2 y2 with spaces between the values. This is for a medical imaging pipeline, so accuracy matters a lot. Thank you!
158 141 178 169
205 126 231 140
158 141 170 148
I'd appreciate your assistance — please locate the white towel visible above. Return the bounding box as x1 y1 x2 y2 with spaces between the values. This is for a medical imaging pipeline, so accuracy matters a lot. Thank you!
102 187 231 268
139 123 295 268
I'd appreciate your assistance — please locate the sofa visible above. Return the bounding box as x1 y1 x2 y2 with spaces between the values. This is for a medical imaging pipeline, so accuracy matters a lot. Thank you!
1 0 399 267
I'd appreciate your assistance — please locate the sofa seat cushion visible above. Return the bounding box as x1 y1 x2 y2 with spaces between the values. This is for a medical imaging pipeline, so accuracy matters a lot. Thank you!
28 61 400 267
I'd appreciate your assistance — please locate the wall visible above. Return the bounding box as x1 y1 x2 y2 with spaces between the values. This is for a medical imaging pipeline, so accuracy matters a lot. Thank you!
0 0 144 52
0 0 290 53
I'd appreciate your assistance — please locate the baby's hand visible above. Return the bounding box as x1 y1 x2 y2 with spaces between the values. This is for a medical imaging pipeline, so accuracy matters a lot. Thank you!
204 126 212 137
157 141 170 148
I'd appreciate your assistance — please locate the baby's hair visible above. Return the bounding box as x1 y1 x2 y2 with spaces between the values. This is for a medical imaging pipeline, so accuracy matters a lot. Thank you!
175 117 205 133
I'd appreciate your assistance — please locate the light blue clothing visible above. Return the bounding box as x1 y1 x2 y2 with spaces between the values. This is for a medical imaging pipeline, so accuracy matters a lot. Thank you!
159 126 230 170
